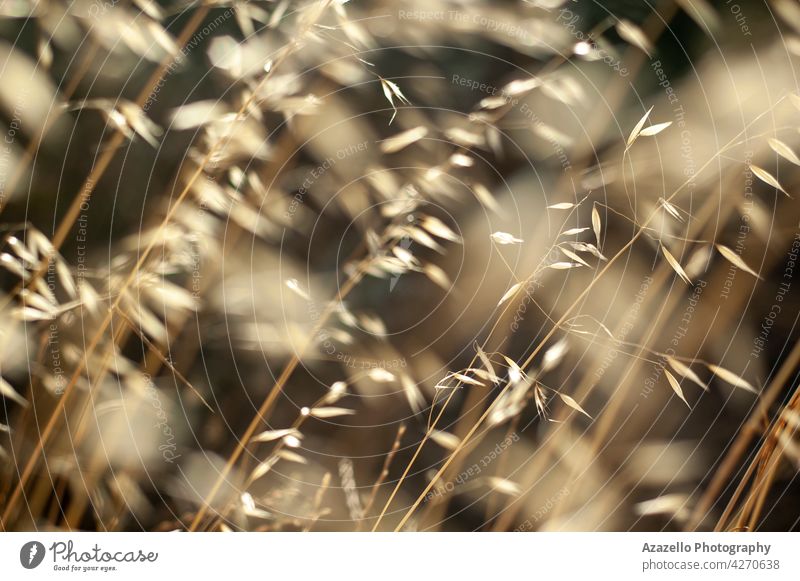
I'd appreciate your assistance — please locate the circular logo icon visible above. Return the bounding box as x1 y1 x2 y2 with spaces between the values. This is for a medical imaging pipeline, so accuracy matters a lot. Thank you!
19 541 46 569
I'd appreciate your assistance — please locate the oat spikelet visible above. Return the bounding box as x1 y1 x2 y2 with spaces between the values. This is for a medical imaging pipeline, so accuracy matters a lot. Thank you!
591 204 602 246
429 430 460 451
379 77 411 124
491 231 523 245
667 358 708 391
768 138 800 166
750 164 790 197
715 244 763 280
557 392 592 419
706 364 758 394
498 281 524 307
660 244 692 284
379 126 428 153
665 370 691 408
616 19 653 56
639 121 672 137
627 106 653 148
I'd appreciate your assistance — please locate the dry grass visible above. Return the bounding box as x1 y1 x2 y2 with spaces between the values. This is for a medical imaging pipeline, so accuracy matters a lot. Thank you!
0 0 799 532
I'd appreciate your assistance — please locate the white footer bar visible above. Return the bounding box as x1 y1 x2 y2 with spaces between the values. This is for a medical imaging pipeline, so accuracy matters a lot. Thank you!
1 532 798 580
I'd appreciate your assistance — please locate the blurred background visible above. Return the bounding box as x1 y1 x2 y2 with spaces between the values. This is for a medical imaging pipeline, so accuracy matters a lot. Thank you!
0 0 799 532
